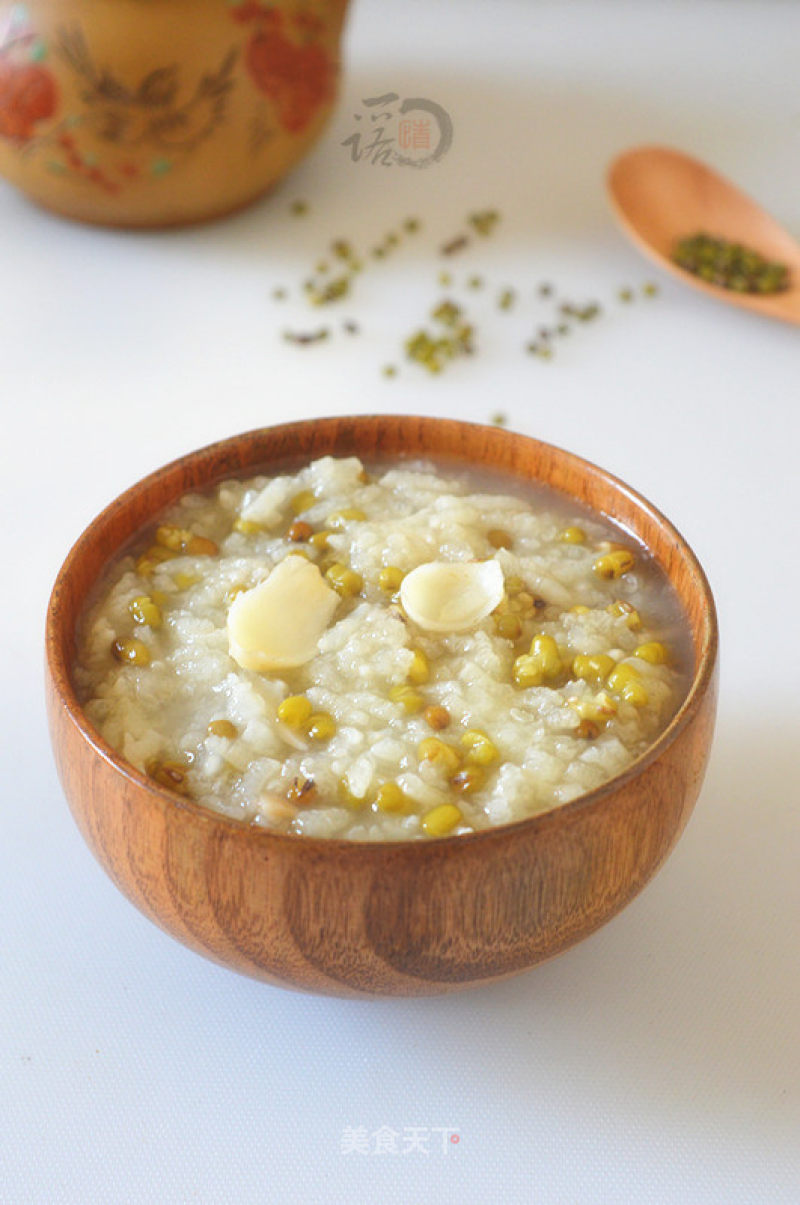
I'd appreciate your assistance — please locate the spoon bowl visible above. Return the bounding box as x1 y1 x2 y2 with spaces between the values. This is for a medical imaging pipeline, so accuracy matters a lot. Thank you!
608 145 800 324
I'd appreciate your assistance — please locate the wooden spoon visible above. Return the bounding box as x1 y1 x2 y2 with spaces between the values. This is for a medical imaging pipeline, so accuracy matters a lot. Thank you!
607 145 800 325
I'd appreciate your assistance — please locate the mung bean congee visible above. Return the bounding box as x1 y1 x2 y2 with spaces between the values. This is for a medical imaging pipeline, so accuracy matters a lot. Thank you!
75 456 689 840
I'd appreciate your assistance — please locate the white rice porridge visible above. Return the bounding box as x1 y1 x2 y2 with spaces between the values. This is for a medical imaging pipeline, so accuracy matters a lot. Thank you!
75 455 690 840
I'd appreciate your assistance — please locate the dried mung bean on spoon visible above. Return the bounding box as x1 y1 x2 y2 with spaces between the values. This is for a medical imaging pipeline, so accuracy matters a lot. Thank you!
673 232 790 294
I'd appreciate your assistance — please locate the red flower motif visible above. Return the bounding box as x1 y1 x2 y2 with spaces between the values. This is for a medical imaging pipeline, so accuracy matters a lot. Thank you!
245 28 333 132
291 12 325 36
0 58 57 142
230 2 283 28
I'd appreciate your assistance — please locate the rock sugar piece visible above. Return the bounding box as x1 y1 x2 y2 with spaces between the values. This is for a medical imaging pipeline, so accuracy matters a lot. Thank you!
228 557 339 671
400 560 504 633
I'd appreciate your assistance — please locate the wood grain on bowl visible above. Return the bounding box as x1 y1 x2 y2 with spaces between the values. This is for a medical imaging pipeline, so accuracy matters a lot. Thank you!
46 416 718 996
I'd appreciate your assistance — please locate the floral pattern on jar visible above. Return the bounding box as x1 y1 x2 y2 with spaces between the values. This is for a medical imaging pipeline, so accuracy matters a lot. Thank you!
0 5 240 194
0 5 57 143
231 1 336 133
0 0 348 224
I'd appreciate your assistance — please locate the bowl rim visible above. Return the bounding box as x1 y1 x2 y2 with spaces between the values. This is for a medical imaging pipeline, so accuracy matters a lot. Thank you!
46 414 718 854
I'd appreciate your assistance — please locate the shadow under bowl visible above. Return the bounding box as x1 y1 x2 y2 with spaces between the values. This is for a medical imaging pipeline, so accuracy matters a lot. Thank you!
45 415 718 996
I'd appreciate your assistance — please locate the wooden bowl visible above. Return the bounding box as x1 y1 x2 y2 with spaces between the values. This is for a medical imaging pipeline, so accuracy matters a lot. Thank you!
0 0 349 228
45 416 718 996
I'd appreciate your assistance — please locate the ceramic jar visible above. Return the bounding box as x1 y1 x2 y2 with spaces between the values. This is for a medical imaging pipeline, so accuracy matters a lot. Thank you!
0 0 349 226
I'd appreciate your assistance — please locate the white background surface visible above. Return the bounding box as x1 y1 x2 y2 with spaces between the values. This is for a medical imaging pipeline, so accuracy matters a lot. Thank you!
2 2 799 1201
